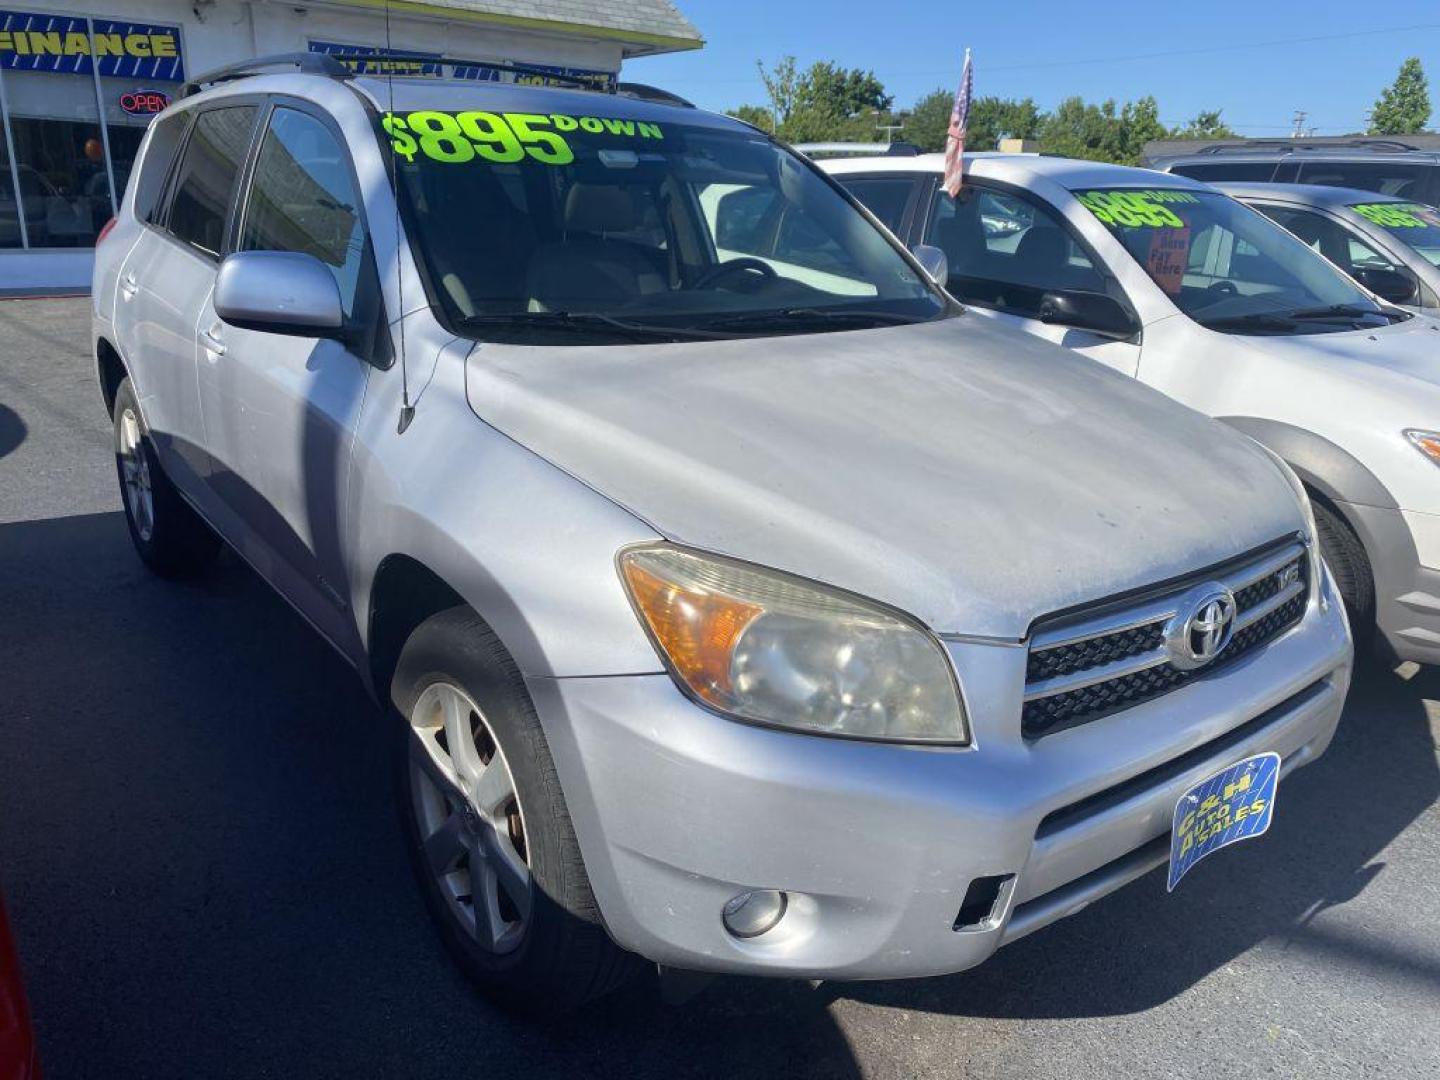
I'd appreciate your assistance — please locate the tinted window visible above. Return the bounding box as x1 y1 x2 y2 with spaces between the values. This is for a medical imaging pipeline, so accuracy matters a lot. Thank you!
1170 162 1283 182
837 176 916 232
167 107 256 257
240 108 366 317
138 111 191 225
1256 205 1406 277
1297 160 1434 201
924 186 1105 316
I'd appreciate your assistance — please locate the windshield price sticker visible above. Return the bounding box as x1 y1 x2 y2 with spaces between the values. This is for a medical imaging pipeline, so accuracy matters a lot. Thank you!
381 110 663 167
1352 202 1439 229
1077 189 1199 229
1168 751 1279 891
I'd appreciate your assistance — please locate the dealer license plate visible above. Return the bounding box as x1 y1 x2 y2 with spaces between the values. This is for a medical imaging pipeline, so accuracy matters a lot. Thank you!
1167 751 1280 892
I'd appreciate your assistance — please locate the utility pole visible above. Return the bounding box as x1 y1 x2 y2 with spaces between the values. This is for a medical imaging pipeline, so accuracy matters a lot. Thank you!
1291 109 1308 139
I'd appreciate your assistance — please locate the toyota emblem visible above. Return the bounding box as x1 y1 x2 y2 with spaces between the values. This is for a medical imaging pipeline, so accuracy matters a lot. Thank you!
1165 585 1237 670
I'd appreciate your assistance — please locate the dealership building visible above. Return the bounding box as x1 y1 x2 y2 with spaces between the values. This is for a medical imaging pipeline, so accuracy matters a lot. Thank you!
0 0 702 292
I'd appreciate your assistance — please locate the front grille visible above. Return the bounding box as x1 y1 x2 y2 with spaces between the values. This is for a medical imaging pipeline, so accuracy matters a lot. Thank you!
1022 539 1310 739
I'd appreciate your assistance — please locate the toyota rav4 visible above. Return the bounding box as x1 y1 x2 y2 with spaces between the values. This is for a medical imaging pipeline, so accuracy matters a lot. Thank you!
92 54 1352 1012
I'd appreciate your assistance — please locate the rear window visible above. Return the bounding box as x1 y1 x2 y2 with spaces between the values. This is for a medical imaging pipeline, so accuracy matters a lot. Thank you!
166 106 257 257
1297 160 1435 202
836 176 915 232
136 111 191 224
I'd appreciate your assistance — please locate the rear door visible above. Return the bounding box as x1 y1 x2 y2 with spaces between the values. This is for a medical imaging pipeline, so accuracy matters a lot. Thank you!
195 101 379 650
918 180 1143 375
115 104 259 501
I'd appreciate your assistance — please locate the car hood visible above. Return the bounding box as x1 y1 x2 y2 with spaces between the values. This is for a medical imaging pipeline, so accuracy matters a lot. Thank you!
1239 311 1440 387
464 315 1303 638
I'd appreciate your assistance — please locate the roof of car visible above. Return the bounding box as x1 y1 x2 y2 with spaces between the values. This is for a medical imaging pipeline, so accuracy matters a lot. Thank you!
1143 135 1440 167
821 151 1211 192
179 70 745 134
1211 182 1413 208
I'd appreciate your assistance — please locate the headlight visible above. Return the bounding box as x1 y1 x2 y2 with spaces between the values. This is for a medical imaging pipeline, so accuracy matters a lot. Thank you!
618 544 968 744
1405 429 1440 468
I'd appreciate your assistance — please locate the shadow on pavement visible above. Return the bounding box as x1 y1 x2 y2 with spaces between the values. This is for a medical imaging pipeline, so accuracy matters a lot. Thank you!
0 511 862 1080
0 403 25 460
1 509 1435 1076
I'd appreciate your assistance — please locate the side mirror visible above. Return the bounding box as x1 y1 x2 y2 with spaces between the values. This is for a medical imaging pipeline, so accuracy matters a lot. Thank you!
1352 265 1418 305
911 243 949 286
1038 290 1139 340
214 251 344 338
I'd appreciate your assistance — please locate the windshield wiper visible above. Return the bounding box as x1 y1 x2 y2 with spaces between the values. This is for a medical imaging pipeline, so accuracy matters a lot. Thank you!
1278 304 1386 322
456 311 729 342
699 307 931 331
1198 312 1301 331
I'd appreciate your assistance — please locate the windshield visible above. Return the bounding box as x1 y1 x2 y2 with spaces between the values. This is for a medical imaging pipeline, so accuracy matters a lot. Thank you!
1075 188 1397 334
379 107 946 342
1352 201 1440 269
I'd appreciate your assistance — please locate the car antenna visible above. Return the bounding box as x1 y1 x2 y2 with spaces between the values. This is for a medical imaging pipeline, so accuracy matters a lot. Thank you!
384 0 416 434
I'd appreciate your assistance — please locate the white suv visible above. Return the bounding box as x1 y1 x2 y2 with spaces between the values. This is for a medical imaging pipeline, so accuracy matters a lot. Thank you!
827 152 1440 667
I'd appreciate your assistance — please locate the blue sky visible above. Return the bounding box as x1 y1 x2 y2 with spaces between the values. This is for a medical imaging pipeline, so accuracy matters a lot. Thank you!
628 2 1439 137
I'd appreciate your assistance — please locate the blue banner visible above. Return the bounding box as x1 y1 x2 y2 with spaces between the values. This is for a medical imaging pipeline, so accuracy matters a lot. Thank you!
0 9 184 82
307 41 614 91
1168 751 1279 891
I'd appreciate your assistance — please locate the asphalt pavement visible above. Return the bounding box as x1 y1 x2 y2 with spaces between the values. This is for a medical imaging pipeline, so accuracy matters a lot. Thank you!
1 297 1438 1079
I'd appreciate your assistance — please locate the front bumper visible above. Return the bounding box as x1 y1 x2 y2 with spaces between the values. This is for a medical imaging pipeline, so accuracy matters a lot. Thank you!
530 568 1352 980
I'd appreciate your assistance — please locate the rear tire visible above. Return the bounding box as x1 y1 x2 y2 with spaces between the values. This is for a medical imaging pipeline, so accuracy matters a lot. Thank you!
392 607 639 1013
112 377 219 578
1312 498 1374 648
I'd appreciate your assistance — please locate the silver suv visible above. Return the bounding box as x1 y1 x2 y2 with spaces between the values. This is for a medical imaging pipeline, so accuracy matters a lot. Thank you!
92 54 1352 1011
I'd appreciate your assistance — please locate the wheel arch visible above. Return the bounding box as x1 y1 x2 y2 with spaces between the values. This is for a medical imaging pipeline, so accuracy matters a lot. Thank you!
366 553 470 706
96 336 128 418
1216 415 1398 515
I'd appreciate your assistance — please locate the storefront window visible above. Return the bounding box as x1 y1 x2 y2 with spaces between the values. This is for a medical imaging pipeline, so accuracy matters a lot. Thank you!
0 9 186 248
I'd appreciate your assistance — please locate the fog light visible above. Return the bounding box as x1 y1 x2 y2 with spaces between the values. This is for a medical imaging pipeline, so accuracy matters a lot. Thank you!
722 889 787 939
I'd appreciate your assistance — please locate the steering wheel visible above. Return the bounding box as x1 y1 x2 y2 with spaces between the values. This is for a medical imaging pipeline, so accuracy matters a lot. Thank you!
693 257 779 291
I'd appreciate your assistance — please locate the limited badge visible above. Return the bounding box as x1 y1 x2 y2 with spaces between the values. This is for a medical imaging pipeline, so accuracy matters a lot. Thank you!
1168 751 1280 891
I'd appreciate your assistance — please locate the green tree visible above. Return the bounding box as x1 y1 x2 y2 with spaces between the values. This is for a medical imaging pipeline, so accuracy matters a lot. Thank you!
727 104 775 133
743 56 893 143
903 91 1042 153
1370 57 1431 134
1039 96 1123 162
1169 110 1236 140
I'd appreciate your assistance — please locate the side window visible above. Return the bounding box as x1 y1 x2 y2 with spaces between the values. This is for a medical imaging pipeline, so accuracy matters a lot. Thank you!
837 176 916 233
167 106 257 258
1258 205 1404 277
1169 162 1281 182
239 108 367 318
924 186 1104 315
1296 160 1430 200
136 111 191 225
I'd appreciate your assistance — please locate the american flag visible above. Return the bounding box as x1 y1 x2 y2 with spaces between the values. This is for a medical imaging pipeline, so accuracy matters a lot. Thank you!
942 49 973 198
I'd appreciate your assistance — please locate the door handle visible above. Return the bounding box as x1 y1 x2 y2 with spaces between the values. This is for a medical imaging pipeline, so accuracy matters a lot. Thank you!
201 325 226 357
119 272 138 300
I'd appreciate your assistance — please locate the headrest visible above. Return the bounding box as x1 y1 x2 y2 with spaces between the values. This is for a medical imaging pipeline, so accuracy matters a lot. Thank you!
564 184 637 234
1015 226 1067 267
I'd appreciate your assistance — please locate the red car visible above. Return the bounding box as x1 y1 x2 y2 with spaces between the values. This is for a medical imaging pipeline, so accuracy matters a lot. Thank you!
0 896 38 1080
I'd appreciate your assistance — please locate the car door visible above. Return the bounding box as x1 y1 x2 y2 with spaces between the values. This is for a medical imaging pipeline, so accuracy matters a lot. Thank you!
919 180 1142 375
114 104 258 501
195 101 378 651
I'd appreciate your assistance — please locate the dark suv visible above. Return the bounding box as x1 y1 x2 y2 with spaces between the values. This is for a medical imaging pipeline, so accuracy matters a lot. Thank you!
1145 137 1440 205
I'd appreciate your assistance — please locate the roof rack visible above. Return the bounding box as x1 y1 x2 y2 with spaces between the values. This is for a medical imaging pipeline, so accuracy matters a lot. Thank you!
615 82 694 108
183 50 687 104
1196 136 1423 156
885 142 922 156
181 51 348 97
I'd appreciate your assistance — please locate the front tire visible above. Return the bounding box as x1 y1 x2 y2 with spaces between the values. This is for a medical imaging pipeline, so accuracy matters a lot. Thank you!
392 607 638 1012
1313 498 1374 647
112 377 219 578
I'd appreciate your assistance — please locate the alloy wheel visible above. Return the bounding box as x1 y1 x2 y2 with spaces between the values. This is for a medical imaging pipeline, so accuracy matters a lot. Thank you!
117 407 154 542
408 682 533 954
